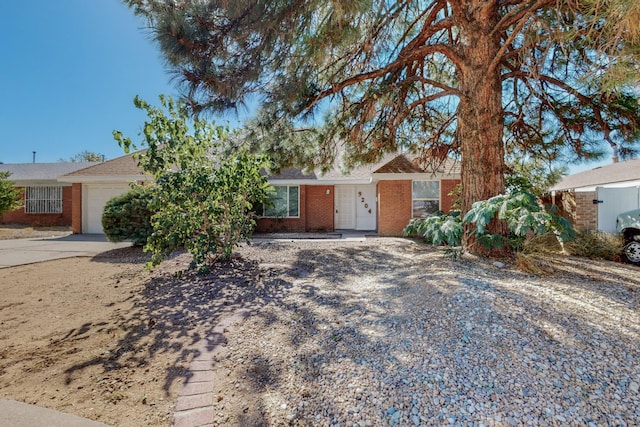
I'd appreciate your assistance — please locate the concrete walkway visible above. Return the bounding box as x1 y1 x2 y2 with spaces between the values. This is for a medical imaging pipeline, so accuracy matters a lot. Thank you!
0 234 132 268
0 399 112 427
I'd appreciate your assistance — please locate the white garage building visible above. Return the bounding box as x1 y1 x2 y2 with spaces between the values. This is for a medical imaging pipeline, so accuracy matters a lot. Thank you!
59 153 150 234
549 159 640 233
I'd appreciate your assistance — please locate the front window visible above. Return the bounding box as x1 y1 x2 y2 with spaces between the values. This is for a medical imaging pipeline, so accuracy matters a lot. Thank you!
25 186 63 214
412 181 439 217
263 185 299 217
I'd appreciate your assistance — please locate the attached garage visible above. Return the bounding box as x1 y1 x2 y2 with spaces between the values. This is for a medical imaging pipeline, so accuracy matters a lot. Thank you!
82 183 131 234
58 152 150 235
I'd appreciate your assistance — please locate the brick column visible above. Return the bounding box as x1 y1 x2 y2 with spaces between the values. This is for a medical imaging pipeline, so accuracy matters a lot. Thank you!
377 180 412 237
71 183 83 234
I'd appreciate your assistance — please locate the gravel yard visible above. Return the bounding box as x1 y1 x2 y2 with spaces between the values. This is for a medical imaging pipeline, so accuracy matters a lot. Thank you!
1 235 638 426
213 238 640 426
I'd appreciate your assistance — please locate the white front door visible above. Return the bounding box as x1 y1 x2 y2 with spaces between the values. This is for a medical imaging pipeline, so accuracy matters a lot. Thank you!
335 185 377 230
335 186 356 229
355 185 377 230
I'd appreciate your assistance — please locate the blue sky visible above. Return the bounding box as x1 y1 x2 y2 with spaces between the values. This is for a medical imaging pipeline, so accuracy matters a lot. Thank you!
0 0 246 164
0 1 608 174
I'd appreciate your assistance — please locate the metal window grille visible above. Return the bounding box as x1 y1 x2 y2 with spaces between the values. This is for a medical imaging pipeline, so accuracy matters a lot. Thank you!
25 186 63 214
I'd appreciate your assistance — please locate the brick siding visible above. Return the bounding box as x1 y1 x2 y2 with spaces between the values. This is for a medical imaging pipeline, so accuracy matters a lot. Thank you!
305 185 334 232
1 186 73 227
440 179 461 212
377 180 412 237
574 191 598 231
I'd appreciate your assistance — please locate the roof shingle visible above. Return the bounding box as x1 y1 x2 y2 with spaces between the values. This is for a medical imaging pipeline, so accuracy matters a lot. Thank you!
550 159 640 191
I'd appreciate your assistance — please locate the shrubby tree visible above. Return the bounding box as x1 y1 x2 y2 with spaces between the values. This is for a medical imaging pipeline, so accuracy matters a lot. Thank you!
0 171 22 217
60 150 105 163
125 0 640 255
114 96 272 270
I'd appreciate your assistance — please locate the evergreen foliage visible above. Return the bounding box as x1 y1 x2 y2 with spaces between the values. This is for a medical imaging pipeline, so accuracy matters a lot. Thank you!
102 185 154 246
0 171 22 217
114 96 272 270
125 0 640 255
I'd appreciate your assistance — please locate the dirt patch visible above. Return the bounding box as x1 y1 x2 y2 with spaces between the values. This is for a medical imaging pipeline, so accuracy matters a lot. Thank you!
0 239 638 426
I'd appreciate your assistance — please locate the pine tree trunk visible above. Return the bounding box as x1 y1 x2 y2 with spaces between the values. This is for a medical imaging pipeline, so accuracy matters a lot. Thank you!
458 2 508 256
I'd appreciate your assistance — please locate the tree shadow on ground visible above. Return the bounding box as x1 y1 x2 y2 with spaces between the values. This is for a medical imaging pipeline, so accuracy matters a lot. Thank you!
64 250 295 395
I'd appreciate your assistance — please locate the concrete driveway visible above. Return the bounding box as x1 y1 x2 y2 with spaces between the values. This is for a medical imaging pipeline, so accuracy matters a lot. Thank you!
0 235 132 268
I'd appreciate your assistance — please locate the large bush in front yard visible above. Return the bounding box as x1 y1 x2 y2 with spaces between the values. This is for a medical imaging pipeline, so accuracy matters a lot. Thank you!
114 95 273 271
102 185 154 246
405 190 575 252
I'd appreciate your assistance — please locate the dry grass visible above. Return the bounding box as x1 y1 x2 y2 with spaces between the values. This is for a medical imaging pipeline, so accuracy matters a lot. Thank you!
564 230 624 262
515 231 625 275
0 225 71 240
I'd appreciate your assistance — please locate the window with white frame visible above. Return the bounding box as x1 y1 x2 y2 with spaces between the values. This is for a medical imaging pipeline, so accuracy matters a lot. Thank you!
262 185 299 217
25 186 63 214
412 180 440 217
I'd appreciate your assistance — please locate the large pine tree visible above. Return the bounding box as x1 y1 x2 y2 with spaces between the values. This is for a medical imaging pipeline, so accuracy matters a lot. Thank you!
125 0 640 255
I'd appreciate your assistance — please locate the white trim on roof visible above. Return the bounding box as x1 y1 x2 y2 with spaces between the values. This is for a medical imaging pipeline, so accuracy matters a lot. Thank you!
267 178 373 185
569 180 640 192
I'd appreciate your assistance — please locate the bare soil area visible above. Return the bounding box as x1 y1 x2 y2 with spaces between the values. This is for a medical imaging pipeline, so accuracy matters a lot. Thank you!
0 225 71 240
0 233 638 426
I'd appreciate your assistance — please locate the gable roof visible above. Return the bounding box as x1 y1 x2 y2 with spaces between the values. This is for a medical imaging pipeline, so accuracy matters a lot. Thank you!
550 159 640 192
0 162 99 182
58 152 149 183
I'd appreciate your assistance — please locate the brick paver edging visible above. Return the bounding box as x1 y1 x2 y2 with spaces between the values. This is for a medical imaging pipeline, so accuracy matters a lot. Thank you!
172 308 253 427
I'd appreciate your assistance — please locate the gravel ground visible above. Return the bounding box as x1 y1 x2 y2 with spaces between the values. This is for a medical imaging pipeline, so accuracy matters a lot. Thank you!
210 238 639 427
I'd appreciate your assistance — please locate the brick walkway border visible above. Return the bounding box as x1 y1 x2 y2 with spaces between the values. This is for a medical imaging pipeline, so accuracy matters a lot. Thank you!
172 308 253 427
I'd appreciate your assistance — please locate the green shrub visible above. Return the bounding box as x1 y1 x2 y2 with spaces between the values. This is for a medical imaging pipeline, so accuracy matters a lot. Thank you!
405 191 575 252
463 191 574 251
0 171 22 216
404 211 462 246
102 185 154 246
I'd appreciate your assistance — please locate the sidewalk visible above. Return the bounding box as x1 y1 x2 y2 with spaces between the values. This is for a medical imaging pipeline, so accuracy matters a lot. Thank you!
0 234 132 268
0 400 111 427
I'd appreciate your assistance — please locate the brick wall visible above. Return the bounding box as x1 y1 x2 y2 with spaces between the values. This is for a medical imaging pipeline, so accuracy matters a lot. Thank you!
255 186 307 233
1 186 73 227
574 191 598 231
72 183 83 234
305 185 334 232
377 180 412 237
440 179 461 212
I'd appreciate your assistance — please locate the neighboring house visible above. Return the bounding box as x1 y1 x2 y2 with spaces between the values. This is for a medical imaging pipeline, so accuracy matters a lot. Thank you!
0 162 98 226
58 151 461 237
255 153 461 236
549 159 640 233
58 153 150 234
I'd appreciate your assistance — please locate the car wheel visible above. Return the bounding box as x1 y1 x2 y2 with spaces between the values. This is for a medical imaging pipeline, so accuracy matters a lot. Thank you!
623 241 640 264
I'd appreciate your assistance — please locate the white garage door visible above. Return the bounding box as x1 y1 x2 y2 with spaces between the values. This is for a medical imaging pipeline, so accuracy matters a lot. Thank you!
83 183 131 234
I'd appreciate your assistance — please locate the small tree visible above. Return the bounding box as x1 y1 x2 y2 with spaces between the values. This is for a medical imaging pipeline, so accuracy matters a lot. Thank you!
114 95 272 270
0 171 22 217
60 150 105 163
102 185 154 246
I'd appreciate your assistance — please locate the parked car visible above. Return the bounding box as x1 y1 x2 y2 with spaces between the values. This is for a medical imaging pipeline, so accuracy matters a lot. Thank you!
616 208 640 264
